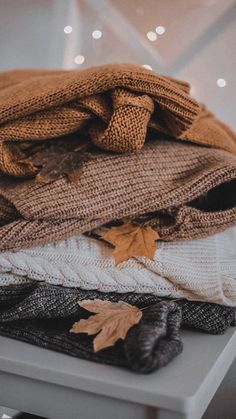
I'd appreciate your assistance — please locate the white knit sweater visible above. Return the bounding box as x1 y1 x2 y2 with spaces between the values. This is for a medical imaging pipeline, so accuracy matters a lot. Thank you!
0 227 235 306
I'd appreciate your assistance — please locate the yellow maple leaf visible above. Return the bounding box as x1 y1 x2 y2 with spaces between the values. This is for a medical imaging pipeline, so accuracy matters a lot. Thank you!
102 221 159 264
70 299 143 352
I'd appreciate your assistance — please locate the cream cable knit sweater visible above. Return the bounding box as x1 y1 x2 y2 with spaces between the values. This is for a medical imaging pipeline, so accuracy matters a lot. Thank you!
0 227 235 306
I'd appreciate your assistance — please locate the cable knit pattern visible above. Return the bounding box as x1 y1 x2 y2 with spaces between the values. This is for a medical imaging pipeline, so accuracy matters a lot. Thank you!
1 227 235 306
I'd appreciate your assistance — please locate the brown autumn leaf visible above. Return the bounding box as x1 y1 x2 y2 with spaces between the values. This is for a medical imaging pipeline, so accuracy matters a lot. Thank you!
70 299 143 352
102 221 159 265
18 137 91 184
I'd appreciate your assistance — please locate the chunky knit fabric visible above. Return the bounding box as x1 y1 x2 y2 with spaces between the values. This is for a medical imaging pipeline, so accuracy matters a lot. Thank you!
0 64 235 177
0 283 235 373
1 282 235 333
0 283 183 373
0 138 236 251
1 227 235 306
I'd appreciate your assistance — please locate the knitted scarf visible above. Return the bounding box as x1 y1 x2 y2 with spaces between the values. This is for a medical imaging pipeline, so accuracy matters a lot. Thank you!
0 138 236 251
0 282 235 373
0 226 235 306
0 64 235 177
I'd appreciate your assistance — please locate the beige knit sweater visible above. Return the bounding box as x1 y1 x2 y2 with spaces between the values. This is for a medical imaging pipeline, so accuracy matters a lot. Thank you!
0 138 236 251
0 227 235 306
0 64 235 177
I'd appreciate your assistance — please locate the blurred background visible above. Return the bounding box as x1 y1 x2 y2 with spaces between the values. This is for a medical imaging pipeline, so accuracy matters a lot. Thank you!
0 1 235 418
0 0 235 129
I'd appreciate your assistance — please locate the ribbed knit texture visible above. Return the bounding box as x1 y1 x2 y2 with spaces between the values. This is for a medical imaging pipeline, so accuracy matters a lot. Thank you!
0 283 183 374
1 282 235 333
1 227 235 306
0 64 235 177
0 138 236 251
0 282 235 373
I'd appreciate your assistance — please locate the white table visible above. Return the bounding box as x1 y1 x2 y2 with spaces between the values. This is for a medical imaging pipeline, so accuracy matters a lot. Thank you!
0 329 235 419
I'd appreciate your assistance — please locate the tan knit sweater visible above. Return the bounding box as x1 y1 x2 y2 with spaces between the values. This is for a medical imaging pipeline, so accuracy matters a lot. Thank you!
0 138 236 251
0 64 235 177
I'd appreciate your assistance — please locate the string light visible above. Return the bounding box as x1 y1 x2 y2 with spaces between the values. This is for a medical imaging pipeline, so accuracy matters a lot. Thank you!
74 55 85 65
217 78 227 87
155 26 166 35
142 64 152 70
92 30 103 39
146 31 157 42
64 25 73 34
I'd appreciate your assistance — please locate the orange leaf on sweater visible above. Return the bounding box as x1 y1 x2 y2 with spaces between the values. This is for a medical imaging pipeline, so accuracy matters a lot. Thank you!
70 299 142 352
102 221 159 264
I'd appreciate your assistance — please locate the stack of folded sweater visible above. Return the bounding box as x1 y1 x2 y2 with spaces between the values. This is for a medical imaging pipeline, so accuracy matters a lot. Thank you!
0 64 235 374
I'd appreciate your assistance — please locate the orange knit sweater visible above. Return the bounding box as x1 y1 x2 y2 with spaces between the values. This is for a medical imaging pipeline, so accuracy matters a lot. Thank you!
0 64 235 177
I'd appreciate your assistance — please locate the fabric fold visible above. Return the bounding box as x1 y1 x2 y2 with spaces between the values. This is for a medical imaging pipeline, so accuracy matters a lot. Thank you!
0 138 236 251
0 62 235 375
0 282 235 373
0 227 235 306
0 64 235 177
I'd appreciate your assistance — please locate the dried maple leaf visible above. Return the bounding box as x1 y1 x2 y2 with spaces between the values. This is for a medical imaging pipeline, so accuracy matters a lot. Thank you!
70 299 142 352
18 137 92 184
102 221 159 264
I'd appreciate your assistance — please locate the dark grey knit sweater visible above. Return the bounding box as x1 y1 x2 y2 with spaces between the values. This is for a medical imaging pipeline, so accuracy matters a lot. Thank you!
0 282 235 374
